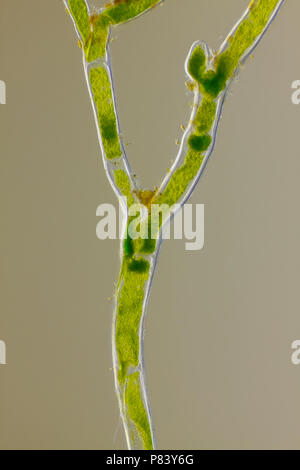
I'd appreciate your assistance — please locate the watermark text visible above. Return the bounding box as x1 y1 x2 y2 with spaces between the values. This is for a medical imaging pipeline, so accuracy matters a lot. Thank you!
291 340 300 365
0 80 6 105
96 200 204 251
0 340 6 365
291 80 300 105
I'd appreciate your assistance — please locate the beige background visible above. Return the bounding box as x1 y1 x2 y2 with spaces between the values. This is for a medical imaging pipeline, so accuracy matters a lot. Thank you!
0 0 300 450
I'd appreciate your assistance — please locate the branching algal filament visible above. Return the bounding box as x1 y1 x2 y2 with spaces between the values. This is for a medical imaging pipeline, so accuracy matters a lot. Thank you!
64 0 285 450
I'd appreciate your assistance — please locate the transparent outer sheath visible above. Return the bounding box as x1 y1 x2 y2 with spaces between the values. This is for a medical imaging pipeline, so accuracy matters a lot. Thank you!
157 0 286 232
63 0 157 449
64 0 285 450
64 0 138 203
113 247 160 449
